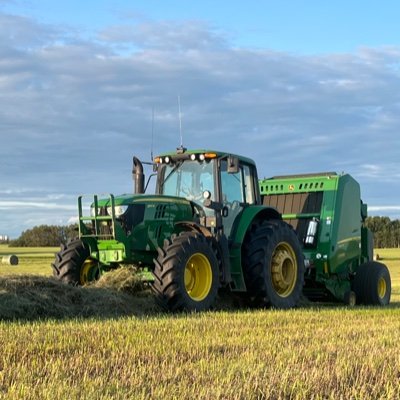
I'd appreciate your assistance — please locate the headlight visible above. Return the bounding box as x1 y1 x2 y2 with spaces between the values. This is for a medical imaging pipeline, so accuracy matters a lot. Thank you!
90 206 101 216
107 205 128 217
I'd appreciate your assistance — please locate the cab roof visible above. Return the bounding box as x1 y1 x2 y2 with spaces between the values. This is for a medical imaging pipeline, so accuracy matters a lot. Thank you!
156 148 256 167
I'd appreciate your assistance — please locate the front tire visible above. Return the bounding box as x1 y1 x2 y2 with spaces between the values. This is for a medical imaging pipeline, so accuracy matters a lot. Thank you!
152 232 219 312
52 239 101 285
353 261 391 305
243 220 304 308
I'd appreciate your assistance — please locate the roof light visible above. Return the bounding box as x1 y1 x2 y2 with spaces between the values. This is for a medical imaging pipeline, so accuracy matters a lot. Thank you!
154 157 161 163
164 156 170 163
199 154 205 161
205 153 217 159
190 154 196 161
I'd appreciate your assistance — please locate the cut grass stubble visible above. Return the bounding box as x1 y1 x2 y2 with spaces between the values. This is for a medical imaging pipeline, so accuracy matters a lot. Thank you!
1 309 400 399
0 245 399 399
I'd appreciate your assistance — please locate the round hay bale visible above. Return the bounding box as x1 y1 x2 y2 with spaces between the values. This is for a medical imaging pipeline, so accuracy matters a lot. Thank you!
2 255 19 265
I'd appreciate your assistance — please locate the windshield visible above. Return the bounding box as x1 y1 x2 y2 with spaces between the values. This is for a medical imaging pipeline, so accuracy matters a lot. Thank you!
159 159 215 207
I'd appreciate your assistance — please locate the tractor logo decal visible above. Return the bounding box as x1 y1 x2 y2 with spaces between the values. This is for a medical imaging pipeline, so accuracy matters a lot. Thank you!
288 184 295 191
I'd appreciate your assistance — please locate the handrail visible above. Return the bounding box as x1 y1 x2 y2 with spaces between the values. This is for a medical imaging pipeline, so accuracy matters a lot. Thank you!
78 194 116 239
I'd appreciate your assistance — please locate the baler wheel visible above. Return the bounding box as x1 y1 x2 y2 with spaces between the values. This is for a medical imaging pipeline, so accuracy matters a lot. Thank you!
353 261 391 305
52 239 101 285
152 232 219 312
243 220 304 309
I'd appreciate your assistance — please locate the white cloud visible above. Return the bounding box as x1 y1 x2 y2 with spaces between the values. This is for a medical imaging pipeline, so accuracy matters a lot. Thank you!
67 216 79 224
369 206 400 212
1 13 400 237
355 163 400 182
98 20 228 50
0 200 75 210
0 12 60 48
318 79 361 89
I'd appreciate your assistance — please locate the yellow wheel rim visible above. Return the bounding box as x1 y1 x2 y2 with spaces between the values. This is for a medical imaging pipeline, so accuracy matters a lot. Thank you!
80 258 98 285
377 277 387 299
184 253 212 301
271 242 298 298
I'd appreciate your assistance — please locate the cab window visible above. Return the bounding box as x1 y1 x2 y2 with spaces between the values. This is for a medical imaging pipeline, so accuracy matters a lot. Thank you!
220 161 256 205
161 160 215 201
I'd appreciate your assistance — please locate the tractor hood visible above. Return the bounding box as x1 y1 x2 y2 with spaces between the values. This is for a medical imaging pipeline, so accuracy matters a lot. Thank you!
82 193 201 266
92 193 199 233
95 193 194 208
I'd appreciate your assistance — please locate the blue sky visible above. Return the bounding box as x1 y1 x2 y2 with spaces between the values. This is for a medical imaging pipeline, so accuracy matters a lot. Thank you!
1 0 400 237
4 1 400 53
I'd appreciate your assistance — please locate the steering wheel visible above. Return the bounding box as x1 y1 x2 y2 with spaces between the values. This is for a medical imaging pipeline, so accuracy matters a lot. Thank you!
182 187 203 201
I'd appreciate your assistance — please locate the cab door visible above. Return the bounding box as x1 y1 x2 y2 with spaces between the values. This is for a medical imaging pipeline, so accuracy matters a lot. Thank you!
219 159 257 238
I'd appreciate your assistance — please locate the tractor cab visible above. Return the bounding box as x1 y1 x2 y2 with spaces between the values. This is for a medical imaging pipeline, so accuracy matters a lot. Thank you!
154 148 260 239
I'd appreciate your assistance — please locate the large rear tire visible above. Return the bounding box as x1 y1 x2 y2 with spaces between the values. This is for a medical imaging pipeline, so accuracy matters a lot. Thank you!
243 220 304 308
353 261 391 305
52 239 101 285
152 232 219 312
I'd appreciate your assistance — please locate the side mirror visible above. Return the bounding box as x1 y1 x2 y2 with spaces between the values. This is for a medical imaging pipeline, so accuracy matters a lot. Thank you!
227 155 239 174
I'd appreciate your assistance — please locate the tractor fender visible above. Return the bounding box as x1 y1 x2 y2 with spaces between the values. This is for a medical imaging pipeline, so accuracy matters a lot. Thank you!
229 205 282 291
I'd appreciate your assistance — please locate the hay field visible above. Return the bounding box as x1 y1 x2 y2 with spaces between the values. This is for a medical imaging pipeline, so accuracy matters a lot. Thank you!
0 245 399 399
0 245 59 276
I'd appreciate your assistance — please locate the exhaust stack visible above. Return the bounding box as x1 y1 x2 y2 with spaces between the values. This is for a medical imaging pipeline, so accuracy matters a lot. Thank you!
132 156 145 194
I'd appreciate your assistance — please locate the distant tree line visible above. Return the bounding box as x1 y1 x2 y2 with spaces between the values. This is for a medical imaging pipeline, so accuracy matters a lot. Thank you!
10 224 78 247
365 216 400 248
7 217 400 248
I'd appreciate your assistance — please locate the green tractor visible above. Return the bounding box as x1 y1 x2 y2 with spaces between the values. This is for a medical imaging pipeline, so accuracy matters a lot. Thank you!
52 148 391 311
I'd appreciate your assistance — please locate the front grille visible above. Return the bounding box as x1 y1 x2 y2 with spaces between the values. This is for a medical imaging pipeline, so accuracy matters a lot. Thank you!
155 204 167 219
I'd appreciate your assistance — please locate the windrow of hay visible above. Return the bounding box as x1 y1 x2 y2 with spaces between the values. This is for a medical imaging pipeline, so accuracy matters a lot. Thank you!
0 264 249 321
93 265 148 294
0 267 156 321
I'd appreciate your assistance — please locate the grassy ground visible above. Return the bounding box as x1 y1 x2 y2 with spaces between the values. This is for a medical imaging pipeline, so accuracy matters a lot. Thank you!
0 245 399 399
376 248 400 301
0 245 59 276
1 309 400 399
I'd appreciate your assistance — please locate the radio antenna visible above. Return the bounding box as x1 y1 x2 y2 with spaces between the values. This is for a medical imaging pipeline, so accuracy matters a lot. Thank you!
151 106 155 161
178 95 183 147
